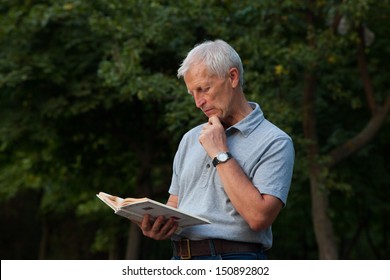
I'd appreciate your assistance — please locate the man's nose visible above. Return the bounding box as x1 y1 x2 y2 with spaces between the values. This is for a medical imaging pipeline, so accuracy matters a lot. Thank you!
193 93 206 108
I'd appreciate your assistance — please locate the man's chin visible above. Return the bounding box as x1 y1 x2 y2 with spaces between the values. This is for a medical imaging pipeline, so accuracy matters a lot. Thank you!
202 110 214 118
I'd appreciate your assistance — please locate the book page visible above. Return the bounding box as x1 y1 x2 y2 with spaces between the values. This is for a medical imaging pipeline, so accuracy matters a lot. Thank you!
97 192 124 209
98 192 148 207
121 197 148 206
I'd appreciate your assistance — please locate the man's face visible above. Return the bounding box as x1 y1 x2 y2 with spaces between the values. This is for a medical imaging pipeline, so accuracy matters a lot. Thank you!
184 64 234 121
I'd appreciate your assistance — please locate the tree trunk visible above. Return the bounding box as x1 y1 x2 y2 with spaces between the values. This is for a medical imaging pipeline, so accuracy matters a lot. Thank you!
303 72 339 259
125 221 142 259
38 219 48 259
108 241 119 260
309 169 339 259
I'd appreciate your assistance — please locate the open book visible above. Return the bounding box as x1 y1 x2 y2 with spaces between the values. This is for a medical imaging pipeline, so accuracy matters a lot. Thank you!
96 192 210 232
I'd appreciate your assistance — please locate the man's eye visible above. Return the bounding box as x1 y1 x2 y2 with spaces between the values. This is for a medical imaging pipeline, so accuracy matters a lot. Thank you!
188 87 210 96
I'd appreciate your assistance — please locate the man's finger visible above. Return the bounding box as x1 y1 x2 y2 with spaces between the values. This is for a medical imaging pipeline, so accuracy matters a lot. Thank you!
208 115 221 125
160 218 178 238
141 214 152 230
151 216 166 232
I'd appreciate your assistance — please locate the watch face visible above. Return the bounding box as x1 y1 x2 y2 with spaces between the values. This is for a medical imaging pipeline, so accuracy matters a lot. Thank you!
217 153 228 162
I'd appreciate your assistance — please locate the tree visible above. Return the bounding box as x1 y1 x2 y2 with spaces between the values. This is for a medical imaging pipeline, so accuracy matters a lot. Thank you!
234 0 389 259
1 0 388 259
302 1 389 259
0 0 195 259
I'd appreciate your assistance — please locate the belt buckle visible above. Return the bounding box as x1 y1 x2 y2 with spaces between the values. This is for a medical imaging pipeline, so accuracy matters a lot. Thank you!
180 239 191 260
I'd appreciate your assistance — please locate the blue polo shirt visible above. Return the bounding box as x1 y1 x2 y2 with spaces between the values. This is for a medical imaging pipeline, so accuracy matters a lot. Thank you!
169 102 294 249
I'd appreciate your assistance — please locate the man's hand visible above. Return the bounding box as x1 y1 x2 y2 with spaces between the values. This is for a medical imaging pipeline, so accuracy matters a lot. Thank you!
139 214 178 240
199 116 228 157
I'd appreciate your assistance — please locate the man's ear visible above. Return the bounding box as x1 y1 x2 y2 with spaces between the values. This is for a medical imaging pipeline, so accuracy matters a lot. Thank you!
229 67 240 88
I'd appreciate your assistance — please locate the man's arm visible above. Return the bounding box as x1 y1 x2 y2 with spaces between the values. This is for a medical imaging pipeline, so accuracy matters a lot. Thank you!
166 194 178 208
199 116 285 231
216 159 283 231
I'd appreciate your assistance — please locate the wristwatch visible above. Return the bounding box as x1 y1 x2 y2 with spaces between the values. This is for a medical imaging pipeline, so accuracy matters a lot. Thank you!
212 152 232 167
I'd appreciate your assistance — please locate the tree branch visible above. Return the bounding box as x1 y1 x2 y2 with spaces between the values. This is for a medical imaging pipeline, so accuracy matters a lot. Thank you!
303 73 318 157
357 24 377 115
327 94 390 168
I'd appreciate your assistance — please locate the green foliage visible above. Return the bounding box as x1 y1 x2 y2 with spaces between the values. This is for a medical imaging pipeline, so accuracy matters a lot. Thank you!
0 0 388 259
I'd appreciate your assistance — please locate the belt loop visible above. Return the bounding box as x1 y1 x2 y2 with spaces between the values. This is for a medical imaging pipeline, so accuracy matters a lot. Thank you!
208 239 217 256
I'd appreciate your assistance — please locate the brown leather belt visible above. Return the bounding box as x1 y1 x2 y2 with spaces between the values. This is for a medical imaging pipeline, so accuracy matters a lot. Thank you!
172 239 264 259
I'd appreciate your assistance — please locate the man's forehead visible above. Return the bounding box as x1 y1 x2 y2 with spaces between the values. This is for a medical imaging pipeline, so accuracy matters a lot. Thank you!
185 62 209 76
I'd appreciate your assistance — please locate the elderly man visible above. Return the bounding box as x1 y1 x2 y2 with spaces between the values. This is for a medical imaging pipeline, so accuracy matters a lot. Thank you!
140 39 294 260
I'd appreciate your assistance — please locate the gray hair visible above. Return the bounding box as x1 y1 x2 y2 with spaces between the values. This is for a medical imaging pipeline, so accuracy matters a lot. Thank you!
177 39 244 88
